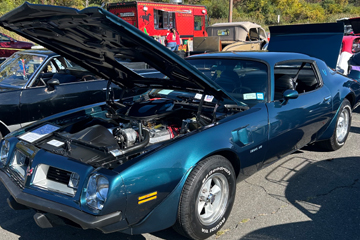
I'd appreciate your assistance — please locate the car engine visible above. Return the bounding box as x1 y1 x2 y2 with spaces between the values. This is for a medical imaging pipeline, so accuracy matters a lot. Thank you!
35 97 214 169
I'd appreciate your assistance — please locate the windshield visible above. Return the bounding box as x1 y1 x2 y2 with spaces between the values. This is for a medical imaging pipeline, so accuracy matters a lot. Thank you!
0 53 45 88
187 58 268 107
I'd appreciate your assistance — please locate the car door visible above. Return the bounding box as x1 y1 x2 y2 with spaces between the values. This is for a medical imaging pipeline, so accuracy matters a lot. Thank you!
187 57 271 172
194 15 205 37
248 28 262 50
19 81 112 126
19 56 117 126
264 60 332 165
0 88 22 131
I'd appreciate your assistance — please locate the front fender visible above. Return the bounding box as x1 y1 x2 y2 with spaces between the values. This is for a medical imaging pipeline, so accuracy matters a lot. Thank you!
116 105 268 226
122 166 193 235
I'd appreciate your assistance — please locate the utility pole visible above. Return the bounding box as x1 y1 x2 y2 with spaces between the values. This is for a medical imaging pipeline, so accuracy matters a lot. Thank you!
229 0 233 23
86 0 89 7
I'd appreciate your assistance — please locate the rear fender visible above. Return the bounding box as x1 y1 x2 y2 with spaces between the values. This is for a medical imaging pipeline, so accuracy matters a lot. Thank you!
317 92 354 141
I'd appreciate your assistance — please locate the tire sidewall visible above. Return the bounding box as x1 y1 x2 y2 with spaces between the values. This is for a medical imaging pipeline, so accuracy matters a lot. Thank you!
185 157 236 239
334 100 352 147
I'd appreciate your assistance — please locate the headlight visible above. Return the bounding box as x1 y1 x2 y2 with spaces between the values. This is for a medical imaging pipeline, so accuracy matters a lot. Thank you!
0 140 10 167
85 174 109 211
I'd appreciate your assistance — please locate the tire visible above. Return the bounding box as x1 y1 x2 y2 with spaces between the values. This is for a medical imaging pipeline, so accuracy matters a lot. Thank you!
174 155 236 240
318 99 351 151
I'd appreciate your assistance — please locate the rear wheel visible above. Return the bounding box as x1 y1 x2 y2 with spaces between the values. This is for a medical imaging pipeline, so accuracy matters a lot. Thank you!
174 155 236 240
318 99 351 151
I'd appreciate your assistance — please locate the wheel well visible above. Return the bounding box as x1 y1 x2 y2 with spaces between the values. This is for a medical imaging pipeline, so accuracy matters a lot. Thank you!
345 93 355 108
211 150 241 178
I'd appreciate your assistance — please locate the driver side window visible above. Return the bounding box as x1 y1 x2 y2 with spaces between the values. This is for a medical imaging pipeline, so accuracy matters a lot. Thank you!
274 61 321 101
31 59 58 87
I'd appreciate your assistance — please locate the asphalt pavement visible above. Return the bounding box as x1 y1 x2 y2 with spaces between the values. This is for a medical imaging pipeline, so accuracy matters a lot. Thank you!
0 109 360 240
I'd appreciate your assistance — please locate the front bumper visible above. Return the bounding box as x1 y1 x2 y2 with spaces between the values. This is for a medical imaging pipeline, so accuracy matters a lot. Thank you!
0 170 128 233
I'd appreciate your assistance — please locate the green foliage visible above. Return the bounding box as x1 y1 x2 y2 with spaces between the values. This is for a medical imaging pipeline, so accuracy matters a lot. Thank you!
201 0 229 19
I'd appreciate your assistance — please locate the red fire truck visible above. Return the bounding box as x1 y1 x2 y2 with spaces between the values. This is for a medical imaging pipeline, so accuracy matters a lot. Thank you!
107 1 208 42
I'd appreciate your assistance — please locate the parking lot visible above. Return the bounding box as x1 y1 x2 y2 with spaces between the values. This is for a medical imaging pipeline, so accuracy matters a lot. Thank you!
0 108 359 240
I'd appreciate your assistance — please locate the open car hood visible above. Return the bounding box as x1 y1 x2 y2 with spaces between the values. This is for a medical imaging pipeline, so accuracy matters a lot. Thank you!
268 22 344 69
0 3 233 102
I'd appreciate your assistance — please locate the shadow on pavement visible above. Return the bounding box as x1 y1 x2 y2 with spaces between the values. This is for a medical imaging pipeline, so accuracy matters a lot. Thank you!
350 126 360 134
300 143 328 152
240 156 360 240
353 107 360 114
151 228 189 240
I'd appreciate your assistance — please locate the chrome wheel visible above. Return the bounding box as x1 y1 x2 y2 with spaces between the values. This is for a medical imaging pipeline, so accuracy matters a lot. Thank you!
196 173 229 225
336 106 350 143
174 155 235 239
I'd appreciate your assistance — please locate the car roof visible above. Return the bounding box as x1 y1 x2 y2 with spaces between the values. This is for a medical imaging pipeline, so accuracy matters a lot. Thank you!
187 51 315 66
210 22 263 31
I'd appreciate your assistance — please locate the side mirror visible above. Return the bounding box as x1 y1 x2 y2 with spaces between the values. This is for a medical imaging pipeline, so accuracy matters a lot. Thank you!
281 89 298 105
283 89 299 99
47 79 60 91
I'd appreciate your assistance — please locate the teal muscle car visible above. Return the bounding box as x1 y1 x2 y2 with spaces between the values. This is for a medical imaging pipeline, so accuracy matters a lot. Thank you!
0 3 359 240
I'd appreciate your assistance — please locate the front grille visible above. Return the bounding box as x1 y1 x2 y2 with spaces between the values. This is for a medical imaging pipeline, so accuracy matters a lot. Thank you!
47 167 71 185
32 164 78 197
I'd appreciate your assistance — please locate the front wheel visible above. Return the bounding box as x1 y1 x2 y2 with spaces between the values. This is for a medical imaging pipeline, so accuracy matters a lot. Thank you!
174 155 236 240
318 99 351 151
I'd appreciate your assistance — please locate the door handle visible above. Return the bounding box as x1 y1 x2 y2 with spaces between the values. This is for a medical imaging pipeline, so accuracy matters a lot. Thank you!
102 87 111 91
323 96 331 103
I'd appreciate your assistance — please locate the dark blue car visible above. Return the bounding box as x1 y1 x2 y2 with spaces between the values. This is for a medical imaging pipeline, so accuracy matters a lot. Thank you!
0 49 122 138
0 3 359 240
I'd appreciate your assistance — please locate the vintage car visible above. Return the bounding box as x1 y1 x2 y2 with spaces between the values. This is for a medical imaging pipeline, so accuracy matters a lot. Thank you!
206 22 268 51
0 49 124 138
0 32 34 63
0 3 359 240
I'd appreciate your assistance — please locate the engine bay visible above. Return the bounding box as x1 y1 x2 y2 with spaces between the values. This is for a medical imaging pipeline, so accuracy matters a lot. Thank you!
29 95 243 169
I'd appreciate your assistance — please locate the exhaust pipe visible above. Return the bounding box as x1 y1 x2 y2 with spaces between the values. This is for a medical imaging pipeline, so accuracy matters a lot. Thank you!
34 213 53 228
33 212 66 229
